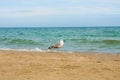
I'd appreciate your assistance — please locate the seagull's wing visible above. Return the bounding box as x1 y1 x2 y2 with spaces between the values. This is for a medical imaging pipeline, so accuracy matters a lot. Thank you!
48 40 64 49
54 41 61 47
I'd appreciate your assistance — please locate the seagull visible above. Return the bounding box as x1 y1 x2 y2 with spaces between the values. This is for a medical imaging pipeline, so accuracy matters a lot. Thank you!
48 39 64 49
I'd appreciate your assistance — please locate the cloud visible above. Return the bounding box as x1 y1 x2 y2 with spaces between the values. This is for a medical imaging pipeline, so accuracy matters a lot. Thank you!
60 7 106 14
0 0 120 18
0 6 119 18
97 0 120 3
0 0 120 27
0 7 58 18
57 6 120 15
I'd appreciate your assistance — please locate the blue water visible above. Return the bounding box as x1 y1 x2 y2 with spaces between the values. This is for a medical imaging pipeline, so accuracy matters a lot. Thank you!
0 27 120 53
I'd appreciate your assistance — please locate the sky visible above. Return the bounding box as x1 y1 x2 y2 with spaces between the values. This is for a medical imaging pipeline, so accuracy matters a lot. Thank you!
0 0 120 27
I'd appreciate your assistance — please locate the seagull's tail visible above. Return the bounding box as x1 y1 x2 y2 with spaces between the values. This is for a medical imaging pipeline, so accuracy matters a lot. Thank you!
48 46 52 49
48 46 54 49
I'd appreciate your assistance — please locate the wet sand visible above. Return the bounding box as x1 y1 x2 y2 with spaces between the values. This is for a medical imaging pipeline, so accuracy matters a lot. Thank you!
0 50 120 80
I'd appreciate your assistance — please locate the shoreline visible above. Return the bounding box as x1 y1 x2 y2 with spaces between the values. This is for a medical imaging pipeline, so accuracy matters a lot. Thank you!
0 50 120 80
0 48 119 54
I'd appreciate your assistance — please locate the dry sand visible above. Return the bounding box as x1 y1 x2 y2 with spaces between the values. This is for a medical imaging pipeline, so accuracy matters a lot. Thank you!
0 50 120 80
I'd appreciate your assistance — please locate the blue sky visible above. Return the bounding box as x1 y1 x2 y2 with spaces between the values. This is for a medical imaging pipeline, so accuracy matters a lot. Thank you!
0 0 120 27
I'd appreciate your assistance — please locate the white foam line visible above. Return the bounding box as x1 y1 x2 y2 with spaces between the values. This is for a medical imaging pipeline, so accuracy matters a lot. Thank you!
0 48 76 53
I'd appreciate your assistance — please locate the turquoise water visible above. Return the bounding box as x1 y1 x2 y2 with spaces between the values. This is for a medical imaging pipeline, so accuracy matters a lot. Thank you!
0 27 120 53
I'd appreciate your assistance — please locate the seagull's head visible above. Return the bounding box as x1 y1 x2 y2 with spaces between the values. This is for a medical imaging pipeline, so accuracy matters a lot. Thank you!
60 39 65 42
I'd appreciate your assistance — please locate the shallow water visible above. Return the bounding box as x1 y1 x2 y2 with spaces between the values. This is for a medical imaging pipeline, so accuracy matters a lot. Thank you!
0 27 120 53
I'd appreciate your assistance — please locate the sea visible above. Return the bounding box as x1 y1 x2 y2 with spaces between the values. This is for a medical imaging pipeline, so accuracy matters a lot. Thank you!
0 27 120 53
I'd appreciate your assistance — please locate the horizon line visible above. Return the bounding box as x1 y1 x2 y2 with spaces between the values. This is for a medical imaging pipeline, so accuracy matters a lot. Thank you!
0 26 120 28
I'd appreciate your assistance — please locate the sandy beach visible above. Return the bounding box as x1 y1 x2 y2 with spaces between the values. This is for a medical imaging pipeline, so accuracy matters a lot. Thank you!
0 50 120 80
